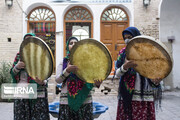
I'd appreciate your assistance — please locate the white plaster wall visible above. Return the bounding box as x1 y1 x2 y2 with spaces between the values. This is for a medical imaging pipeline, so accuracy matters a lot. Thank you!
23 0 133 74
160 0 180 88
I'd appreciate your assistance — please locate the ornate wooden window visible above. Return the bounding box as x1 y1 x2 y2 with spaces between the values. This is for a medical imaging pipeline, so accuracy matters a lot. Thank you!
101 7 128 21
65 7 92 21
28 7 56 62
29 8 55 21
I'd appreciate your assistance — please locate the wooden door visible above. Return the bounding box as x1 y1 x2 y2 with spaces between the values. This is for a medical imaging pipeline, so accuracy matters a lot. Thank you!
101 22 128 61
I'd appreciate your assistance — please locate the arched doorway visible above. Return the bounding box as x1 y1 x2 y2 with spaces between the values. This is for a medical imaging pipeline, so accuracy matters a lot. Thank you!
64 6 93 55
101 6 129 61
27 7 56 61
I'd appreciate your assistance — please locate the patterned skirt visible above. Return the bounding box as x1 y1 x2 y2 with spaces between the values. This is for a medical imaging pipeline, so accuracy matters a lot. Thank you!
14 87 50 120
58 103 93 120
116 100 155 120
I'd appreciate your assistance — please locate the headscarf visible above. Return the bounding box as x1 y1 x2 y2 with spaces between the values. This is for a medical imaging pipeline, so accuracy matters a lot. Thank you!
65 37 78 59
23 33 36 40
62 36 93 111
122 27 141 40
117 27 141 69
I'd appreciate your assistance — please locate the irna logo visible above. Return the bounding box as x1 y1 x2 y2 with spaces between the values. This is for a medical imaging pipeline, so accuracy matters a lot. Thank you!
1 83 37 99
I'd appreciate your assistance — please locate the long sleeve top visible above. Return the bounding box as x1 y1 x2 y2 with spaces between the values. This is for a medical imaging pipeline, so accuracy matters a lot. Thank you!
11 64 48 98
55 62 92 104
116 65 154 101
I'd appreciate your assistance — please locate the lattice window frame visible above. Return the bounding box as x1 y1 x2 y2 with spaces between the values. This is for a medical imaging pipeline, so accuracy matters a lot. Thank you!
28 7 56 22
64 6 93 21
101 7 128 22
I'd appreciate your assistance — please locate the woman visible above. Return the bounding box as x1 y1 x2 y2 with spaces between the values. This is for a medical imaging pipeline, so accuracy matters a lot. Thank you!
56 37 102 120
10 33 50 120
115 27 161 120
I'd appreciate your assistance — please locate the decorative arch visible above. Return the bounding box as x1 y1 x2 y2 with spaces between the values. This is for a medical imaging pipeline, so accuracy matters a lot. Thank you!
65 7 92 21
28 7 55 21
101 6 129 22
102 8 127 21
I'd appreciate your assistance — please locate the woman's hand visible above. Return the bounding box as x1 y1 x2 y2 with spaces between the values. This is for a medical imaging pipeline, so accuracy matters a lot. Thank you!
16 61 25 70
34 77 44 85
123 59 137 70
66 62 78 73
94 80 103 88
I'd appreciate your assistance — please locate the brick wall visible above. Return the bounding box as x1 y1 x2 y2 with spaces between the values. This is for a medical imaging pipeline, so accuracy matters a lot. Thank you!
134 0 161 39
0 0 23 63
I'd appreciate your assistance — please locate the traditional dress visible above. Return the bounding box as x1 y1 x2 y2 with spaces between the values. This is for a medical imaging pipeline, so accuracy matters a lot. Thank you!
56 37 94 120
10 33 50 120
115 27 161 120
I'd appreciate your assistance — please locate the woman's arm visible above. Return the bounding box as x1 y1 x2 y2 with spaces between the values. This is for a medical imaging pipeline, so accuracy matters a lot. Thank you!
12 64 21 75
55 62 70 83
11 61 25 75
115 64 128 77
115 48 129 77
116 59 137 77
